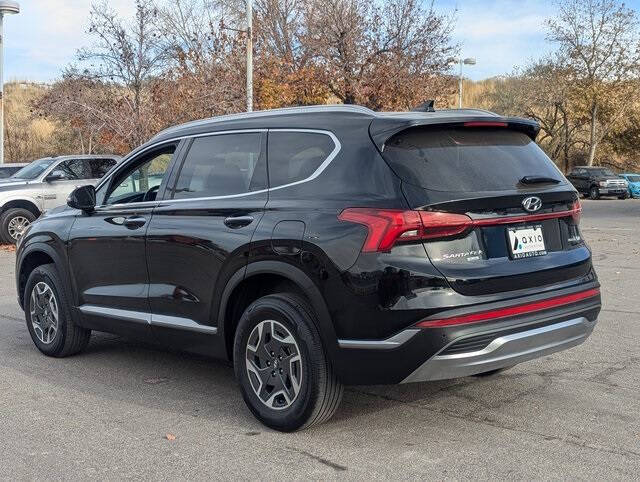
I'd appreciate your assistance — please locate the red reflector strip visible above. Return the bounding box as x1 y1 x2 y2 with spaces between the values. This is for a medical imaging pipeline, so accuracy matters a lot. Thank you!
416 288 600 328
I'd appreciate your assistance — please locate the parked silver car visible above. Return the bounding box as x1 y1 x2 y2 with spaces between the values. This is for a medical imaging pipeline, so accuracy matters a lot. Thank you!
0 155 120 243
0 162 29 179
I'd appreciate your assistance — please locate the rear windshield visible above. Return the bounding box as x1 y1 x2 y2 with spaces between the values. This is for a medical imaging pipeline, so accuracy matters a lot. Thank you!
627 175 640 183
382 127 564 192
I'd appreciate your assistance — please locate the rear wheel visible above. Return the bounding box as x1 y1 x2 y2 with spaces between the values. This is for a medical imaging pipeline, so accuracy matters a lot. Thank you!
1 208 36 243
24 264 91 357
589 186 600 200
618 193 629 200
233 293 343 432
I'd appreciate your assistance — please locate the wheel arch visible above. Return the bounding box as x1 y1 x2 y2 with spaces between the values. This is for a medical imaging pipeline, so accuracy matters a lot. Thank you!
17 242 70 310
1 198 41 218
218 261 339 364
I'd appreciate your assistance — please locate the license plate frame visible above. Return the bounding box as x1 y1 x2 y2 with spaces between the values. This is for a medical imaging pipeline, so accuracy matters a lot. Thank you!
507 224 547 259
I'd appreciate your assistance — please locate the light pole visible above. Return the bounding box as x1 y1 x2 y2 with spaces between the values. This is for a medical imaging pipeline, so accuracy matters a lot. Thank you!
246 0 252 112
0 1 19 164
458 57 476 109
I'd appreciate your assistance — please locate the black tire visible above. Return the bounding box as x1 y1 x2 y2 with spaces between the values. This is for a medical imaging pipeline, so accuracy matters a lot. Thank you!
233 292 343 432
589 186 600 200
24 264 91 357
618 193 629 200
0 207 36 244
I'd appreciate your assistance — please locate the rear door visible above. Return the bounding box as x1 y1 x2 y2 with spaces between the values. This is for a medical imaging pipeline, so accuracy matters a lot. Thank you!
146 130 268 350
379 124 591 296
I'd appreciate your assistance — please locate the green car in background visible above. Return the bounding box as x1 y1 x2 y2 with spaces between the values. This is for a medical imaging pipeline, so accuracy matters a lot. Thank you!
620 173 640 198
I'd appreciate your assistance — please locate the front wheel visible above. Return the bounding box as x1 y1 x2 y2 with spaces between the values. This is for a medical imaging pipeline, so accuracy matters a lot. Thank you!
233 293 343 432
24 264 91 357
589 186 600 200
1 208 36 243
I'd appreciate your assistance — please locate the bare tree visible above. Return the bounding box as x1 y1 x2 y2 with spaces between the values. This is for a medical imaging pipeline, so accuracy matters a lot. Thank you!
71 0 169 149
303 0 458 109
547 0 640 165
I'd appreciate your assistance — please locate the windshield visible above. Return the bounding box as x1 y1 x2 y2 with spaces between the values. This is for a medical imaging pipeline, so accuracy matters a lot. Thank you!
625 175 640 183
382 127 564 192
12 158 56 180
590 168 616 177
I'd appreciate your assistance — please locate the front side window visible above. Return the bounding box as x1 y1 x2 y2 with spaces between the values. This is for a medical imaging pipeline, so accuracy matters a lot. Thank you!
267 131 335 187
55 159 93 180
172 133 265 199
90 158 118 178
105 147 175 205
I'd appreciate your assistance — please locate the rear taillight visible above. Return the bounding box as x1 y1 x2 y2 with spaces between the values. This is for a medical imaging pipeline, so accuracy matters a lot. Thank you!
340 202 583 253
337 208 472 252
571 200 582 224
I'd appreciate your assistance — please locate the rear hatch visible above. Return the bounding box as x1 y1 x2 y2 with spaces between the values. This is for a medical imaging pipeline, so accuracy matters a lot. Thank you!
375 120 590 296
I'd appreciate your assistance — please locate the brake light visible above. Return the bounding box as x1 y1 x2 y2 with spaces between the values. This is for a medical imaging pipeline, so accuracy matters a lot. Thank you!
339 202 583 253
337 208 472 252
571 200 582 224
463 121 508 128
416 288 600 328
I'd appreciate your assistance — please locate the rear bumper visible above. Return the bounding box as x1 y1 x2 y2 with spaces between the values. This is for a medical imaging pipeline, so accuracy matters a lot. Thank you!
402 316 592 382
599 188 627 195
332 285 600 385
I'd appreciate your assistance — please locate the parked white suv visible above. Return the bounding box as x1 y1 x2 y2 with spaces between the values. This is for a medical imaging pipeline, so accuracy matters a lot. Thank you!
0 155 120 243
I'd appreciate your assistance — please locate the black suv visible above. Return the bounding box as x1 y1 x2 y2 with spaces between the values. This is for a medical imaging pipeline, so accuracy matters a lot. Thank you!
566 166 629 199
15 106 601 431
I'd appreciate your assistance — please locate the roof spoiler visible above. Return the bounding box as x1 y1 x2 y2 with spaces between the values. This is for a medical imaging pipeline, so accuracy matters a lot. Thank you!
369 115 540 151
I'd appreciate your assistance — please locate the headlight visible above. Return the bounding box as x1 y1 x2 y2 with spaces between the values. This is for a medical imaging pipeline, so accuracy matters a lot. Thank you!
599 181 607 187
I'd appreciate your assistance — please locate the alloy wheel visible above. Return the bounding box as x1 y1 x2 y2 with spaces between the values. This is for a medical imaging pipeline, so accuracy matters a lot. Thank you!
8 215 30 241
29 281 59 345
245 320 303 410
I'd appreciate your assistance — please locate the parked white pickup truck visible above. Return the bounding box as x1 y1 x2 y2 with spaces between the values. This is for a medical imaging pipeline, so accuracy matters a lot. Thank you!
0 155 120 243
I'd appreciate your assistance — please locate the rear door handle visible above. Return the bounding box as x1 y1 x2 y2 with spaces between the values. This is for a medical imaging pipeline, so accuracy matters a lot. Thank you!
224 215 254 229
122 216 147 229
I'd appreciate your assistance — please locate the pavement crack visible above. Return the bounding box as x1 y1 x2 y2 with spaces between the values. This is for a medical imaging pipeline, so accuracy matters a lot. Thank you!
349 388 640 460
284 446 347 472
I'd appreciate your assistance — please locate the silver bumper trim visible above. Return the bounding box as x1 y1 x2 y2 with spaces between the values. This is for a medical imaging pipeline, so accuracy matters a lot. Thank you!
338 329 420 350
402 317 594 383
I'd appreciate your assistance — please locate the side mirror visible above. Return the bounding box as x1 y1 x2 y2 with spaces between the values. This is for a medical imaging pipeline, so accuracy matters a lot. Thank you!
45 170 66 182
67 185 96 212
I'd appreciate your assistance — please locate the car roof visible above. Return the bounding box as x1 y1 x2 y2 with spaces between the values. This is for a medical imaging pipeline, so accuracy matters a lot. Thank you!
144 104 540 155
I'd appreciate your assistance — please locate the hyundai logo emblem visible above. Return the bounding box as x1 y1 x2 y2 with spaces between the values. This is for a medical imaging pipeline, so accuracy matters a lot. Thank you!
522 196 542 212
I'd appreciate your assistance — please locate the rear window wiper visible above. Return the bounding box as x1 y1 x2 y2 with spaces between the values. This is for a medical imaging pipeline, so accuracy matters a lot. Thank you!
519 175 561 185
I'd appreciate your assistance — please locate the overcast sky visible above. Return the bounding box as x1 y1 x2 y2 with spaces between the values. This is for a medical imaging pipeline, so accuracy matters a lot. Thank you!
3 0 640 83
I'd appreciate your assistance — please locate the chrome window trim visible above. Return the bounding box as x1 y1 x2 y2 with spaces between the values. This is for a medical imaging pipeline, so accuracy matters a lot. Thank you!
96 128 341 208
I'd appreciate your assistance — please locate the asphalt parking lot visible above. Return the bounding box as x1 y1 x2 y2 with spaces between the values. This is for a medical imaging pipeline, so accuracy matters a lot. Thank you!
0 199 638 480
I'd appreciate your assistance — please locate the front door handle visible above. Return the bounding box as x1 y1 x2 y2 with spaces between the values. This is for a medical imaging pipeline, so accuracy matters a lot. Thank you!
123 216 147 229
224 215 254 229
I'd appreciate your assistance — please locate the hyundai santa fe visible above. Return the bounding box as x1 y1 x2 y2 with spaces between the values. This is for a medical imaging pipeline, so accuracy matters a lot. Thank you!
15 105 601 431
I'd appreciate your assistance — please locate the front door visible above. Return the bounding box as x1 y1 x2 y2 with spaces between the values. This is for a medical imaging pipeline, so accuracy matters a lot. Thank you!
146 131 268 354
67 144 180 336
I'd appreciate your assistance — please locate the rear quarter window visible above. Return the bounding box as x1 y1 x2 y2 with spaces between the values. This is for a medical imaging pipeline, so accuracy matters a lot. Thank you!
267 131 336 187
382 127 565 192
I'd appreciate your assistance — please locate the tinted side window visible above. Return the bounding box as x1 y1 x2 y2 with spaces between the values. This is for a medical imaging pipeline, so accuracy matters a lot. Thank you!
173 133 265 199
57 159 91 180
90 158 117 178
267 131 335 187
